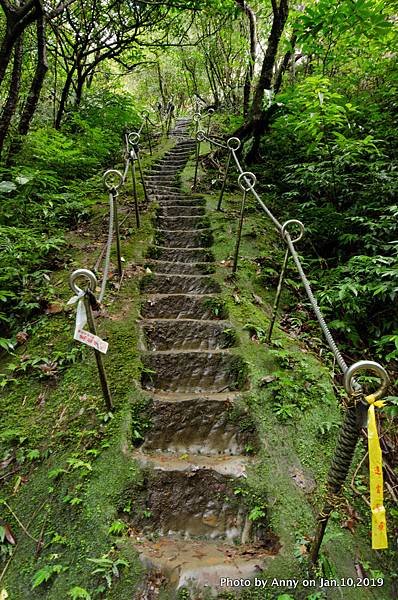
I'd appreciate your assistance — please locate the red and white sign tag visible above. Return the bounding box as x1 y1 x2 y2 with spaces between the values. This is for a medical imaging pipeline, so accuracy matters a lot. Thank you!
75 328 108 354
68 293 108 354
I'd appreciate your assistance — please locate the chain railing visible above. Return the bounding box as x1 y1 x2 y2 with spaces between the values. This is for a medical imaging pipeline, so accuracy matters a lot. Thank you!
191 111 391 561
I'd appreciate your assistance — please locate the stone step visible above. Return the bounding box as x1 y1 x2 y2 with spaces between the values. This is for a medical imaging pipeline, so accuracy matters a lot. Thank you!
142 319 236 351
146 247 214 263
146 174 179 181
147 185 185 194
131 537 279 594
156 215 210 230
140 294 226 320
152 196 206 206
126 462 252 542
149 166 181 174
155 229 213 248
140 273 220 295
141 396 256 455
145 260 214 275
141 351 248 393
156 205 206 216
135 450 248 477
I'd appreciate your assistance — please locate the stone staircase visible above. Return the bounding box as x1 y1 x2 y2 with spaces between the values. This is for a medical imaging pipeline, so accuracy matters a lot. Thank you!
129 119 278 598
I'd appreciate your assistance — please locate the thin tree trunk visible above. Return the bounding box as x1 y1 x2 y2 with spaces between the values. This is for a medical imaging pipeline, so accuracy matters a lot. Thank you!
0 1 38 87
156 60 166 106
8 12 48 160
274 32 297 95
55 64 75 128
235 0 257 117
245 0 289 161
0 35 23 159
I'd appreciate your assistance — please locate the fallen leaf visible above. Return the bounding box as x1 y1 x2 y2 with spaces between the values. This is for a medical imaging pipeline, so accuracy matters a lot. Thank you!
259 375 276 386
15 331 28 345
45 302 64 315
342 518 356 533
3 524 16 545
299 544 308 556
252 293 264 305
0 456 13 471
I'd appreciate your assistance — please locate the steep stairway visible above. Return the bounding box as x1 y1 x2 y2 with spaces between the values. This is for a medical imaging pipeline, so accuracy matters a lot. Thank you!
129 119 278 597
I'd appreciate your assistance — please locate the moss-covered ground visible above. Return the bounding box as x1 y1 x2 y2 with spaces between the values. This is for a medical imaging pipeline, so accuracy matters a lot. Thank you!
0 131 394 599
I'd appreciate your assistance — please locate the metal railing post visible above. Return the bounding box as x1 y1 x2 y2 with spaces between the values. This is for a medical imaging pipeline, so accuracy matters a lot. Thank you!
207 107 215 136
102 170 124 297
267 220 305 342
128 132 141 228
267 249 289 343
69 270 113 412
193 130 205 191
218 138 241 211
142 110 152 155
84 289 113 412
232 171 256 274
112 189 123 279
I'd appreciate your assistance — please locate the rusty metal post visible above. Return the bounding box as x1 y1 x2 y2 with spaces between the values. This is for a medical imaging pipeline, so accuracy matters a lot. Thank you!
217 151 231 211
83 291 113 411
267 248 289 343
232 172 256 274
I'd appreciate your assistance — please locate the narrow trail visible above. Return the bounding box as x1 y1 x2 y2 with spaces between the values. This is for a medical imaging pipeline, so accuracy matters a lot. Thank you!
128 119 277 597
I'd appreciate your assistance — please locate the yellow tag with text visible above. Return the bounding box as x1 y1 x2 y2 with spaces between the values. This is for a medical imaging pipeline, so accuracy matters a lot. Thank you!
366 394 388 549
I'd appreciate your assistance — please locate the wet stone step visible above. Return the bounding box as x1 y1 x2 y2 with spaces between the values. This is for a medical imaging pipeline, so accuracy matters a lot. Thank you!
155 229 213 248
142 320 236 351
140 294 227 320
152 196 206 207
156 205 206 217
146 174 179 180
141 351 248 393
135 451 248 477
141 397 256 455
126 467 252 542
148 187 184 196
146 247 214 263
145 260 215 275
149 167 181 174
132 537 279 593
156 215 210 230
140 273 220 295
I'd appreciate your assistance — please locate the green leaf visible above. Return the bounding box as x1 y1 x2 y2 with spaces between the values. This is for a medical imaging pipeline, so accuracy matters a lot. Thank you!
0 181 17 193
68 587 91 599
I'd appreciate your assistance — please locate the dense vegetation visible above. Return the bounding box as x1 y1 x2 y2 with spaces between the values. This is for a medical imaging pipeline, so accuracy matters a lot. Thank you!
0 0 397 597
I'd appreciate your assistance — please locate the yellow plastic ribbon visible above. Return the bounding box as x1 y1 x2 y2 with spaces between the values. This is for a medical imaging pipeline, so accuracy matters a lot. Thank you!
365 393 388 550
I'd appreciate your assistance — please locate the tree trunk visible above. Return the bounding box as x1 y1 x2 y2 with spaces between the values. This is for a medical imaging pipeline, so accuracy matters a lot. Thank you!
156 60 166 106
8 13 48 160
235 0 257 117
55 64 75 129
274 32 297 95
75 70 84 107
0 1 39 87
0 35 24 159
244 0 289 162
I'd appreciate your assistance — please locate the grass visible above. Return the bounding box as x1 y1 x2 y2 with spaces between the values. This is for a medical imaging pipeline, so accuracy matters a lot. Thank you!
0 141 163 599
178 145 394 599
0 131 394 600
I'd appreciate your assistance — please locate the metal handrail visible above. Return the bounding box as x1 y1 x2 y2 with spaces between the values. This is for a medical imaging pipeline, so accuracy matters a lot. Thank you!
190 112 388 374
